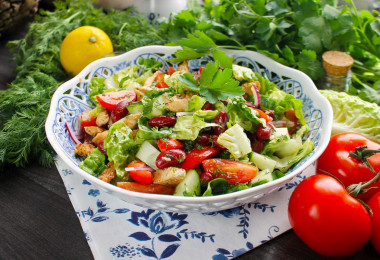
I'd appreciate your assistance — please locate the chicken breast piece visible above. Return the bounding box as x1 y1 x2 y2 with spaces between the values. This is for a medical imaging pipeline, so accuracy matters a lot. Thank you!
153 167 187 186
123 113 142 129
165 94 191 113
92 130 109 145
84 126 106 136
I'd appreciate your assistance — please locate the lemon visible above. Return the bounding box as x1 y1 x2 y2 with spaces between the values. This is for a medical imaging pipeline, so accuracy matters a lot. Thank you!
60 26 114 76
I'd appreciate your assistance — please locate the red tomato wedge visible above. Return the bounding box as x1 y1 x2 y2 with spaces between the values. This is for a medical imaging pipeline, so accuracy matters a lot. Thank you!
116 182 174 195
157 138 183 152
96 90 136 110
252 108 272 123
202 159 258 184
167 66 176 75
79 112 97 129
126 160 153 185
144 70 168 88
180 146 219 170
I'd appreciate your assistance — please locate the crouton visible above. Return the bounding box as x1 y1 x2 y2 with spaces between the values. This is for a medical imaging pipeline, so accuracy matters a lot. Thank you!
241 81 261 95
92 130 108 145
96 110 109 127
123 113 142 129
178 60 190 72
98 162 116 183
153 167 186 186
165 94 191 112
74 143 95 157
84 126 106 136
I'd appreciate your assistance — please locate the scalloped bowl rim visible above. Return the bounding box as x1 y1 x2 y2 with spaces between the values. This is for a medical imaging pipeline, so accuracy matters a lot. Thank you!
45 45 333 208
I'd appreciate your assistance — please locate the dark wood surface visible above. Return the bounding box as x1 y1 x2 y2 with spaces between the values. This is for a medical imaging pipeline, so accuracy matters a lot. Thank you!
0 19 379 260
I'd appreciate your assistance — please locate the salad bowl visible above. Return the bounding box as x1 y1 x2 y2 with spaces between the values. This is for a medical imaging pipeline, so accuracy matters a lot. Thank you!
45 45 333 213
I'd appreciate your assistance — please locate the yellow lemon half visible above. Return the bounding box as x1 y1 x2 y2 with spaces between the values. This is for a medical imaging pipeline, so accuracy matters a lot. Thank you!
60 26 114 76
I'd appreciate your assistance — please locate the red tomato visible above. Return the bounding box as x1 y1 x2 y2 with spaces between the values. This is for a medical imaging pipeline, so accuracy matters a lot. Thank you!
167 66 176 75
252 108 272 123
288 174 372 257
317 132 380 202
126 160 153 185
180 146 219 170
368 191 380 254
157 138 183 152
80 112 97 129
202 159 257 184
116 182 174 195
96 90 136 110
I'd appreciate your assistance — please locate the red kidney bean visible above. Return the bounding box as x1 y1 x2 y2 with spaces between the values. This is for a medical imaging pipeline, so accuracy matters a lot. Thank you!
196 134 211 145
156 149 187 169
110 100 129 124
246 101 257 108
97 139 107 155
251 139 264 153
148 116 177 128
210 135 227 150
256 123 273 140
200 171 213 182
202 102 214 110
214 111 228 135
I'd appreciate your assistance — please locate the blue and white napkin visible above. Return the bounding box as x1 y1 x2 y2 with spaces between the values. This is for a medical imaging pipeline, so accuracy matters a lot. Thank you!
56 157 315 259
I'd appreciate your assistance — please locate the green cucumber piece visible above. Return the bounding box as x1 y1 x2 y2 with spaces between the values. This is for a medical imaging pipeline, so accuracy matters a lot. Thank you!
174 169 201 196
136 141 160 170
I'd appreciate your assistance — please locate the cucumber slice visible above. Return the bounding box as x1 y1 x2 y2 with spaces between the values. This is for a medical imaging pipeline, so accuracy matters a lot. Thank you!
136 141 160 170
174 169 201 196
249 152 277 172
127 102 143 114
144 94 167 119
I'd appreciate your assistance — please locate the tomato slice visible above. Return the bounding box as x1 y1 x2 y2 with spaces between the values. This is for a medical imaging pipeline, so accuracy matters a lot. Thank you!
179 146 219 170
202 159 257 184
252 108 272 123
157 138 183 152
127 160 153 185
116 182 174 195
80 112 97 129
167 66 176 75
96 90 136 110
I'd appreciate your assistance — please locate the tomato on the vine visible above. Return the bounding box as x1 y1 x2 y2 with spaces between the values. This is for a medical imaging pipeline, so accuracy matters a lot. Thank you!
288 174 372 257
317 132 380 202
368 191 380 254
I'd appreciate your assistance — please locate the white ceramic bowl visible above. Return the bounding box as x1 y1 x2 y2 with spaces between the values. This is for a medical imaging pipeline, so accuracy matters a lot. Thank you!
45 46 333 213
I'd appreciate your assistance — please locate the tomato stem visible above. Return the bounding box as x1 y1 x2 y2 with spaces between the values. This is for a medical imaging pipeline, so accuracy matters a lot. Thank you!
346 146 380 197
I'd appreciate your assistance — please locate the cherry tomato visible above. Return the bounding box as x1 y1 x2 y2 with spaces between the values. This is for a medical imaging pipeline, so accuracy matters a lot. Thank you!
368 191 380 254
180 146 219 170
116 182 174 195
202 159 257 184
126 160 153 185
317 132 380 202
157 138 183 152
96 90 136 110
288 174 372 257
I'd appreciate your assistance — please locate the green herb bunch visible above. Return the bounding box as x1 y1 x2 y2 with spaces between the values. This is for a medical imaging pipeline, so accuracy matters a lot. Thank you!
160 0 380 104
0 0 165 171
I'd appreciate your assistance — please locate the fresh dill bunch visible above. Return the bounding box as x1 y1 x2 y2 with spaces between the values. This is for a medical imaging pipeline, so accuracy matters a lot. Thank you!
0 0 166 172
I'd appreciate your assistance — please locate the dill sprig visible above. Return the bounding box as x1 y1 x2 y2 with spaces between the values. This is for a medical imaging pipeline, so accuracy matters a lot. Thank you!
0 0 165 171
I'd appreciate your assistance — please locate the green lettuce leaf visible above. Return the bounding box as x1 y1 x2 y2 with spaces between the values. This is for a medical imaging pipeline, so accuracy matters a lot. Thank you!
104 120 138 179
217 124 252 159
171 115 217 140
80 148 106 177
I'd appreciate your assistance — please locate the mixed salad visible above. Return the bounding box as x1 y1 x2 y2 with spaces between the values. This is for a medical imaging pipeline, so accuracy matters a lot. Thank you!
71 52 314 196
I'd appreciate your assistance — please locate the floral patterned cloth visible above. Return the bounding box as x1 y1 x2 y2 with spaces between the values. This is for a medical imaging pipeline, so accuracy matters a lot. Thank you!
56 157 315 259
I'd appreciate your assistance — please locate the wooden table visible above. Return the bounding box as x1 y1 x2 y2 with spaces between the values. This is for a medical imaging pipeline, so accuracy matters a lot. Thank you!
0 21 379 260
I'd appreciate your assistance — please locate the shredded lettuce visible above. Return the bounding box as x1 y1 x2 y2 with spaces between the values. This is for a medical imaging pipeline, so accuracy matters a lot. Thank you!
217 124 252 159
186 95 206 112
232 64 255 82
171 115 217 140
227 96 265 132
320 90 380 143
